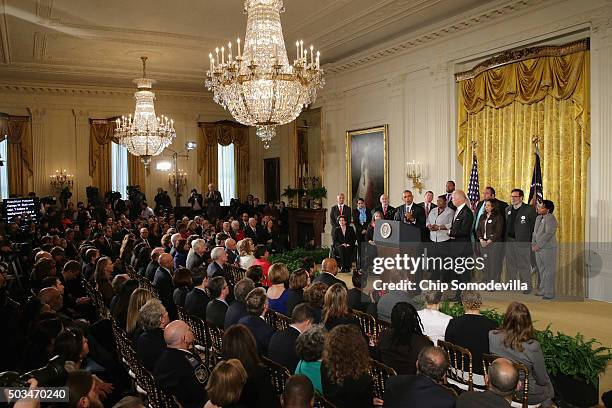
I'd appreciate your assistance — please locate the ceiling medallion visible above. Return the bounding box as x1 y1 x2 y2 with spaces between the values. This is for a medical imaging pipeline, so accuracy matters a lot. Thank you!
205 0 324 149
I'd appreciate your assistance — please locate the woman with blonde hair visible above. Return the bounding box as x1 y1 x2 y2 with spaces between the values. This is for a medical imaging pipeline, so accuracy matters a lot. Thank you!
322 283 360 331
205 359 248 408
94 256 114 306
238 238 256 269
489 301 554 407
126 288 154 340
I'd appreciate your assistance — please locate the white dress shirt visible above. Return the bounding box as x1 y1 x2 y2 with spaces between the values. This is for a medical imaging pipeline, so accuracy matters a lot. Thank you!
418 308 453 346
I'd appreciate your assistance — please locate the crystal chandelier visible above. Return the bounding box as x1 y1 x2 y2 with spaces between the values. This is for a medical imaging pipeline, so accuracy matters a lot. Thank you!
205 0 324 149
115 57 176 167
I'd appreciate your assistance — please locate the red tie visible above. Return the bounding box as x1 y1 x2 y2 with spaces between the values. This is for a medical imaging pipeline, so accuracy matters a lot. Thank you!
384 206 387 216
339 205 343 215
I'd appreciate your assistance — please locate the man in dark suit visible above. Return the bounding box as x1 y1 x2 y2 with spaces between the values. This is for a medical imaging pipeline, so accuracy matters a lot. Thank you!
153 320 209 408
145 247 164 282
244 217 264 245
268 304 315 372
394 190 427 241
418 190 437 220
207 247 227 278
205 276 229 328
238 287 274 355
504 188 537 293
329 193 352 230
448 190 475 300
372 193 395 220
184 267 210 320
473 186 508 241
225 238 240 266
204 183 223 221
313 258 346 288
383 346 455 408
153 253 177 321
445 180 457 211
456 358 519 408
224 278 255 329
136 298 168 372
187 189 204 216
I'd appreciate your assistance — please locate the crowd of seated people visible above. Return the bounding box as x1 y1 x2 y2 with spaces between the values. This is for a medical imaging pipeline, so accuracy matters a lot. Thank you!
0 190 568 408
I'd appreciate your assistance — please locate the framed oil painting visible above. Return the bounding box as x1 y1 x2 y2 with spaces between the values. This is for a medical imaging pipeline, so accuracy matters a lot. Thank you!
346 125 388 208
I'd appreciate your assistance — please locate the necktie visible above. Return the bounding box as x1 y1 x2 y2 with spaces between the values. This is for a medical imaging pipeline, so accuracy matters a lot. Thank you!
383 206 387 216
339 205 343 215
425 204 430 217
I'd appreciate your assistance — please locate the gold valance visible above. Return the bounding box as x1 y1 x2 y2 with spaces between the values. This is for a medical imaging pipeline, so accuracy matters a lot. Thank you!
0 115 33 196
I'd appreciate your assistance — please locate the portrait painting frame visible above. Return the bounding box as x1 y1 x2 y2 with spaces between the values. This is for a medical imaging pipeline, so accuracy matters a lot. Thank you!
345 125 388 208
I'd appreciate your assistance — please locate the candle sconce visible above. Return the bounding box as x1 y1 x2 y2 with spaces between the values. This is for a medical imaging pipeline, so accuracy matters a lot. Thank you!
406 161 425 194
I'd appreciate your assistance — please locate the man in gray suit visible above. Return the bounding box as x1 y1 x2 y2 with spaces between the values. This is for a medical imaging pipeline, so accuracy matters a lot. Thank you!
504 189 537 293
531 200 558 300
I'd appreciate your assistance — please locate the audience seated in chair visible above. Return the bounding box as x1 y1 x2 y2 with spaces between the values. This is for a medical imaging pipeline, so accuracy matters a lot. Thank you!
322 283 360 332
135 299 169 372
456 357 520 408
281 375 315 408
238 287 274 355
225 278 256 329
205 359 249 408
313 258 346 288
294 324 326 394
268 304 316 372
417 291 452 346
267 263 290 315
286 268 310 317
383 346 455 408
184 266 211 320
206 276 230 328
172 267 192 307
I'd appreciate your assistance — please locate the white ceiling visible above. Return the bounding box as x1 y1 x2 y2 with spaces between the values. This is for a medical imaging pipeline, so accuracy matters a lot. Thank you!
0 0 492 92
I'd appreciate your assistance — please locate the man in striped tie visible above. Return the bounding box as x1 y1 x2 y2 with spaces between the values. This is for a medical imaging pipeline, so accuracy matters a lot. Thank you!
330 193 352 230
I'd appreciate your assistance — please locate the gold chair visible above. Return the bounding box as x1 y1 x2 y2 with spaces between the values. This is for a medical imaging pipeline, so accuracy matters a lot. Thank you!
368 358 397 400
352 309 379 345
262 356 291 396
438 340 475 391
482 353 534 408
265 309 291 331
314 393 339 408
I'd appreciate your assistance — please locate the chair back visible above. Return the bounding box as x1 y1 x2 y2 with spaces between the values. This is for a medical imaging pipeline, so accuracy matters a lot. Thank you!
375 318 392 342
352 309 379 345
126 264 159 298
262 356 291 396
368 358 396 400
482 353 530 408
438 340 474 391
265 309 291 331
225 264 246 287
83 278 109 319
314 393 339 408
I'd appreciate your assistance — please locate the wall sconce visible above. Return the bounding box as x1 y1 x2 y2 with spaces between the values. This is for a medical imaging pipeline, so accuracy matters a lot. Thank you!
406 161 424 194
49 169 74 192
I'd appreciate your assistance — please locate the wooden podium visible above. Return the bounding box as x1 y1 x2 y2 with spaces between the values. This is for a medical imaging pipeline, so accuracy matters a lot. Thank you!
287 207 327 249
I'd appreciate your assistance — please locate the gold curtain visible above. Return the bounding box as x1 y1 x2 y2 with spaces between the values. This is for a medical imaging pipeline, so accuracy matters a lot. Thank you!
1 116 33 196
198 121 249 199
128 154 146 189
89 119 115 194
456 40 590 297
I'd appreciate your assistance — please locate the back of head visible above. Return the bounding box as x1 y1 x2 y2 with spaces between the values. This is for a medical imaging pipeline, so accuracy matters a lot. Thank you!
138 298 166 331
289 269 310 290
163 319 189 347
222 324 261 374
304 282 328 308
292 303 315 325
323 324 369 384
234 278 256 303
245 287 267 316
323 283 348 323
66 370 94 408
296 324 326 362
111 396 145 408
500 301 535 352
321 258 337 275
206 359 248 407
390 302 423 343
487 358 519 398
423 290 443 305
417 346 449 382
269 263 289 285
282 375 314 408
460 290 482 311
208 276 226 298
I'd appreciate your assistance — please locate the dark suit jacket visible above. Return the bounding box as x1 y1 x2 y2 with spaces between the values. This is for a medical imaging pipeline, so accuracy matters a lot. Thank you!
383 374 456 408
313 272 346 288
449 205 474 242
330 204 352 229
224 301 248 329
267 326 300 372
153 348 208 408
244 225 264 245
473 199 508 240
238 315 274 355
153 266 177 320
184 287 211 320
286 289 304 317
145 260 159 282
352 208 372 242
332 226 356 247
476 213 505 242
418 202 437 219
206 299 228 328
373 205 395 220
321 362 373 408
394 203 427 240
207 261 225 278
136 328 166 372
456 390 511 408
504 203 537 242
226 248 240 265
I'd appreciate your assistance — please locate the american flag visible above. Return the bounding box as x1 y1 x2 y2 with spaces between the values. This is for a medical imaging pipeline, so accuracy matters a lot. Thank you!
467 152 480 211
528 145 543 207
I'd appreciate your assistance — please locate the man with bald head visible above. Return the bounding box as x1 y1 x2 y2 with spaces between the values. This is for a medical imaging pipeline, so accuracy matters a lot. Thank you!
154 320 208 408
281 375 315 408
457 357 520 407
38 286 63 312
373 193 395 220
448 190 475 300
313 258 346 288
384 346 455 407
146 247 165 281
153 252 177 320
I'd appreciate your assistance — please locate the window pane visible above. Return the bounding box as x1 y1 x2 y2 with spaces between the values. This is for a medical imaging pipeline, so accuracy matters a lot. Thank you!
217 143 236 204
0 139 7 199
111 142 129 196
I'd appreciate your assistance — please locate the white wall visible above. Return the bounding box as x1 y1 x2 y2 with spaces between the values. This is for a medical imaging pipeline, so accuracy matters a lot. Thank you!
305 0 612 300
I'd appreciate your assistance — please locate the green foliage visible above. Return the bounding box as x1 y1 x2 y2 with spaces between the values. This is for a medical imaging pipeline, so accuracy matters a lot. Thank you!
281 186 298 198
307 186 328 200
269 247 330 273
439 301 612 385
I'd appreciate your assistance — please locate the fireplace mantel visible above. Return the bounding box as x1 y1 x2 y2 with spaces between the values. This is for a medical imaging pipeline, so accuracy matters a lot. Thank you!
287 207 327 249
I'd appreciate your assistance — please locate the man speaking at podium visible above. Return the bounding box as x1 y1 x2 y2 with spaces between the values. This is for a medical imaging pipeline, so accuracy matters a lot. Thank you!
394 190 427 241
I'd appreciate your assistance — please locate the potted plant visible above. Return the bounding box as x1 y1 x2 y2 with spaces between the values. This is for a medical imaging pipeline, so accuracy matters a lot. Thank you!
281 186 298 207
308 186 327 209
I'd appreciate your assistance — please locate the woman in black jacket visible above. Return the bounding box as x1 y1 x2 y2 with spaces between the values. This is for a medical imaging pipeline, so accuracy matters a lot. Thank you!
332 215 356 273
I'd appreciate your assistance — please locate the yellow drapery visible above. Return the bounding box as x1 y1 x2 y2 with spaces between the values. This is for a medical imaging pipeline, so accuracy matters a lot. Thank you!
128 154 146 189
198 121 249 200
457 41 590 297
0 115 33 196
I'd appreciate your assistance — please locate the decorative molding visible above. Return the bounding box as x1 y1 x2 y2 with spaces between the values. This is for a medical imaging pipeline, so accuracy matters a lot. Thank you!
35 0 54 20
0 0 10 64
324 0 542 74
454 38 590 81
0 81 214 102
33 32 47 62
